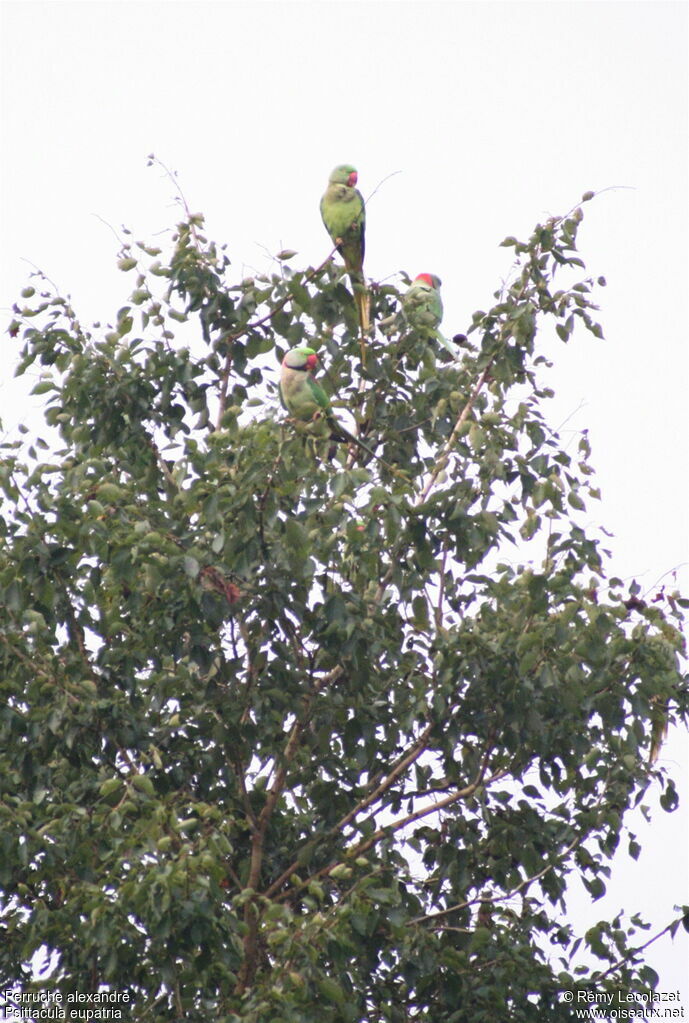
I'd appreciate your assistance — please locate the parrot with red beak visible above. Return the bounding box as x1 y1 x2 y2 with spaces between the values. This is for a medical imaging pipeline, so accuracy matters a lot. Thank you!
401 274 458 358
320 164 369 336
279 345 387 465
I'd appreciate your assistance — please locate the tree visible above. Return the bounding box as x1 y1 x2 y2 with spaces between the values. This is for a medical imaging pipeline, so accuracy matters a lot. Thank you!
1 176 687 1022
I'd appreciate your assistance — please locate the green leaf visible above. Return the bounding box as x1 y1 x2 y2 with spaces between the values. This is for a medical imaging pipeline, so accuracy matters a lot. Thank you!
30 380 56 395
183 555 200 578
316 977 346 1005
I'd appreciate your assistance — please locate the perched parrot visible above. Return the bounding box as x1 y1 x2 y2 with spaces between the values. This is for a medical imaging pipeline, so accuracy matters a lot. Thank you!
403 273 443 330
320 165 369 336
279 345 386 465
400 273 459 358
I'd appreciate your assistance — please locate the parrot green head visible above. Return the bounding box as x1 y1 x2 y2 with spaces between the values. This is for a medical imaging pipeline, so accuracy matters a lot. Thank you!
282 346 319 372
328 164 359 188
415 273 442 290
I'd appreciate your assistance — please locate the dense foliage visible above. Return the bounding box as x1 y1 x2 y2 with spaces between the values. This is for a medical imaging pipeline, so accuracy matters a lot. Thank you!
1 181 687 1021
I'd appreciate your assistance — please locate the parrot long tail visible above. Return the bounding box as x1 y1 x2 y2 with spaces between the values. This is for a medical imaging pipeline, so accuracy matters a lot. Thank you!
328 417 401 475
352 281 370 367
354 284 370 335
649 699 669 765
435 330 460 359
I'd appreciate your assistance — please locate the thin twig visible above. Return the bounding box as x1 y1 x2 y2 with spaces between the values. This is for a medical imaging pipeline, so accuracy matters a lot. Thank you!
364 169 402 208
412 780 613 926
92 213 128 251
275 747 504 903
417 363 493 506
150 154 203 248
216 245 338 429
411 831 581 925
592 916 685 981
347 766 507 862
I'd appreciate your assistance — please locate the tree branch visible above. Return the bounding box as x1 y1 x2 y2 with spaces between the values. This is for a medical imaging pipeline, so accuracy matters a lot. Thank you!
411 776 615 927
234 663 344 992
216 246 338 429
592 916 686 982
411 830 581 925
347 766 508 862
334 722 435 835
416 363 493 506
275 749 505 904
263 720 434 901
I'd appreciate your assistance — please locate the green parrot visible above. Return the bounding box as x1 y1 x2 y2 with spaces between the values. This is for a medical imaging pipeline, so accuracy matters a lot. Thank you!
400 273 459 358
279 345 386 465
320 164 369 336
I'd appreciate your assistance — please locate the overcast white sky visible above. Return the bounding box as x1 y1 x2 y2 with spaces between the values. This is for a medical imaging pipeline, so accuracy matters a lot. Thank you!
1 0 687 1000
